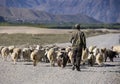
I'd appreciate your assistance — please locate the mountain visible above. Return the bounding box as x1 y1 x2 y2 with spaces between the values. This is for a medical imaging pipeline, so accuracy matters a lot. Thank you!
0 0 120 23
0 16 5 22
0 7 100 23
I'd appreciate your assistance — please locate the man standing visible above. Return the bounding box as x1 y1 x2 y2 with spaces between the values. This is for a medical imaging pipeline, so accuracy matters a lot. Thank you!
70 24 86 71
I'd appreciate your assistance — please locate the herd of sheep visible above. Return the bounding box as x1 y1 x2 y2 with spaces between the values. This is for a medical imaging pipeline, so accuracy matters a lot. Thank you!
0 45 120 68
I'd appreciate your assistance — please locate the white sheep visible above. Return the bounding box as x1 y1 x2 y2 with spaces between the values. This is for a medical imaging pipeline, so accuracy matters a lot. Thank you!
30 50 40 66
30 47 46 66
46 48 57 66
8 45 15 54
88 45 96 53
11 52 18 64
93 47 100 56
13 48 22 61
1 47 9 61
81 48 89 65
89 47 106 66
67 49 74 64
0 46 4 56
112 45 120 57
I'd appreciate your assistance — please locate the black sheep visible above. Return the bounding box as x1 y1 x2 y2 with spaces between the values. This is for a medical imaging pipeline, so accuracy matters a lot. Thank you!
104 49 117 62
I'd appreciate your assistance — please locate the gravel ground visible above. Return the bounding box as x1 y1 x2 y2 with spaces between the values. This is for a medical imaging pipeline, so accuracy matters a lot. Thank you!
0 33 120 84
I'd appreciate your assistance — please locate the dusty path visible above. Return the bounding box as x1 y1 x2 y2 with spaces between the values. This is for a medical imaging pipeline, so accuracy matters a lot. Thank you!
0 33 120 84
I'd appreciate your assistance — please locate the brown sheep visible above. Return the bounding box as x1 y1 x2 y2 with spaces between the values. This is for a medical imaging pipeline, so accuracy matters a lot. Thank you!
22 48 31 61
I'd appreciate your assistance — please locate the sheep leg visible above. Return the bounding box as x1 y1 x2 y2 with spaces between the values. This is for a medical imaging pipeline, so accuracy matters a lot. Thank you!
14 59 16 64
104 56 107 62
33 60 37 66
4 56 7 61
109 57 113 62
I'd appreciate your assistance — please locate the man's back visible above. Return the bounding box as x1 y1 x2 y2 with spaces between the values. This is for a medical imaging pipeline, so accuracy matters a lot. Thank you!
70 30 86 49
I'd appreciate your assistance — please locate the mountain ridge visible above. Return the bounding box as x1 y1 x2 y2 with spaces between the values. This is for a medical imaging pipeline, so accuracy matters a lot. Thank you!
0 7 100 24
0 0 120 23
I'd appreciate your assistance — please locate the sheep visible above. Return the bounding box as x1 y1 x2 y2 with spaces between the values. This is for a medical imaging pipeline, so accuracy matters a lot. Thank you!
8 45 15 55
88 45 96 53
65 46 71 53
11 52 18 64
44 47 50 63
81 48 89 65
0 46 4 56
30 50 40 66
46 47 57 66
22 48 31 61
104 49 117 62
56 51 63 67
30 46 46 66
13 48 22 61
35 45 47 62
112 45 120 57
87 52 96 67
56 50 69 68
65 46 73 63
35 45 42 50
67 49 74 64
95 53 104 66
93 47 100 57
1 47 9 61
95 48 107 66
37 48 46 62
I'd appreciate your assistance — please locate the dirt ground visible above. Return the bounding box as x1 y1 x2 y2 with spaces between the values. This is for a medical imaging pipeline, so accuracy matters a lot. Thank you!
0 26 120 84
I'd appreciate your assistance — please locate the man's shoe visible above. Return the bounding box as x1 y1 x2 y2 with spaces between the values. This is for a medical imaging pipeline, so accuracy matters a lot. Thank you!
76 66 81 71
76 68 81 71
72 66 75 70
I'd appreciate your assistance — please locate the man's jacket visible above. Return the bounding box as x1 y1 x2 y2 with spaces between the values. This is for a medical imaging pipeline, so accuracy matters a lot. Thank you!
70 30 86 49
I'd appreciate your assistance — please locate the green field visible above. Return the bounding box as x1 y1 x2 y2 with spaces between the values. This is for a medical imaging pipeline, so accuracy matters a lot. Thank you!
0 33 70 46
0 30 117 46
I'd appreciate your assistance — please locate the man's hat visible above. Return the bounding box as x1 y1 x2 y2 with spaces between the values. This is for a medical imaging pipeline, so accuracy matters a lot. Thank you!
74 24 80 29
